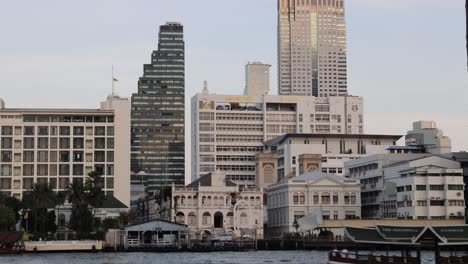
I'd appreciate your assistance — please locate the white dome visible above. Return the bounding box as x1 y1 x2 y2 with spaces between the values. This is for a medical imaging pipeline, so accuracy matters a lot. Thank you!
0 98 5 109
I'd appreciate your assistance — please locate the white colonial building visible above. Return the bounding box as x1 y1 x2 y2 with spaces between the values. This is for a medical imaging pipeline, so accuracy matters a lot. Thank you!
266 171 361 237
171 171 264 240
347 155 465 220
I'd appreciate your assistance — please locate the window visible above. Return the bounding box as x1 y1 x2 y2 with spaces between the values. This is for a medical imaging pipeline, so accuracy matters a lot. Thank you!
23 165 34 176
38 126 48 135
0 165 11 176
73 151 83 162
94 151 105 162
38 137 48 149
23 151 34 162
106 177 114 189
37 164 48 176
106 165 114 176
293 193 299 205
448 185 463 191
73 138 84 149
37 151 48 162
313 193 319 204
59 164 70 176
59 126 70 136
59 138 70 149
95 138 105 149
1 138 12 149
430 185 444 191
73 164 83 176
24 126 34 135
416 185 426 191
73 126 84 136
59 151 70 162
333 193 339 204
95 126 106 136
107 138 114 149
321 193 330 204
107 126 114 136
107 151 114 162
1 151 12 162
23 138 34 149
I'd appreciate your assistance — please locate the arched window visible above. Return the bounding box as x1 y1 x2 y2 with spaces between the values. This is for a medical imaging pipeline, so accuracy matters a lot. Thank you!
202 212 211 226
293 193 299 205
256 196 261 206
202 196 206 206
187 196 192 206
174 196 180 206
188 212 196 226
207 196 212 206
313 193 319 204
175 212 185 224
214 196 219 206
344 193 350 205
214 211 223 228
240 213 248 226
299 193 305 204
333 193 339 204
321 193 330 204
180 196 185 206
250 196 255 206
226 212 234 226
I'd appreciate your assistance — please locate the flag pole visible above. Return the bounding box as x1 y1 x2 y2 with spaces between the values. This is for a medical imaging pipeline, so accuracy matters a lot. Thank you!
112 65 115 96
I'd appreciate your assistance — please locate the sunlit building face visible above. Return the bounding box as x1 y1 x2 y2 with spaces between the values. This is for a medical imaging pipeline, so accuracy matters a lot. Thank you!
278 0 347 97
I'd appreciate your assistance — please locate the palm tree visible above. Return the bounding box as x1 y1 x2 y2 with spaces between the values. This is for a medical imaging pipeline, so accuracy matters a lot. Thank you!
22 183 57 236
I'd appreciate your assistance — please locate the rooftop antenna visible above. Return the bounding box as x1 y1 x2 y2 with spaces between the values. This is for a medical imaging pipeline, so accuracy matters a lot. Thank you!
202 80 209 95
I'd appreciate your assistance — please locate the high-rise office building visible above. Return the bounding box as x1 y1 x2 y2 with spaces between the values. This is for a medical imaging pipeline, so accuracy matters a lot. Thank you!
191 89 364 184
278 0 347 97
244 62 271 96
131 22 185 192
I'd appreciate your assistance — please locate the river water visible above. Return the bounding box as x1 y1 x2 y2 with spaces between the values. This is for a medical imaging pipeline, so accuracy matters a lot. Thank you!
0 251 439 264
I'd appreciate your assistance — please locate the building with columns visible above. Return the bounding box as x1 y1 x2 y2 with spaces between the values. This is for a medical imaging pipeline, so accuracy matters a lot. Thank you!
266 171 361 237
171 171 264 240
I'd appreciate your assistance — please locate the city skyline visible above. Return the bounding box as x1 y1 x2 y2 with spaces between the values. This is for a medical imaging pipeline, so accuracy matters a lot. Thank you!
1 0 467 155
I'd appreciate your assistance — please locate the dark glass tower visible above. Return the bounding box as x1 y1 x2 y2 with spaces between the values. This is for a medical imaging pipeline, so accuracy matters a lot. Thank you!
131 22 185 192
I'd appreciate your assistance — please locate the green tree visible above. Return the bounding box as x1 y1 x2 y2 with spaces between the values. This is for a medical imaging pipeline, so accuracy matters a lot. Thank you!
0 193 23 221
119 209 136 227
22 183 58 237
0 206 16 231
67 171 105 238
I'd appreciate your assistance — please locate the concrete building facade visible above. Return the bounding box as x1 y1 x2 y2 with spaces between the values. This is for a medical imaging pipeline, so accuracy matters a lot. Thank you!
262 133 401 182
191 90 364 184
406 121 452 154
172 171 264 240
0 96 131 206
346 154 465 220
244 62 271 96
266 171 361 237
278 0 347 97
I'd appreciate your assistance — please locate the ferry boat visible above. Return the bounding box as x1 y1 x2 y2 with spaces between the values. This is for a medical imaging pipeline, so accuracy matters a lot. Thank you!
0 232 25 254
328 250 419 264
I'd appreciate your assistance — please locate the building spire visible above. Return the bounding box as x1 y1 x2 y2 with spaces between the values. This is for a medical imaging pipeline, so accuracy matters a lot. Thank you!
202 80 209 95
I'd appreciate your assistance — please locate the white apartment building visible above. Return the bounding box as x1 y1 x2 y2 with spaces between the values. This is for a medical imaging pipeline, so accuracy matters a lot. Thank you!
266 171 361 237
191 90 364 184
172 171 264 240
263 133 401 181
278 0 347 97
244 62 271 96
346 155 465 220
0 96 131 206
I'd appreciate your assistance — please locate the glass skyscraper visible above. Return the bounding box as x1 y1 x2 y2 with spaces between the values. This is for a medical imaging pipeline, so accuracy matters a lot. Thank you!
131 22 185 192
278 0 347 97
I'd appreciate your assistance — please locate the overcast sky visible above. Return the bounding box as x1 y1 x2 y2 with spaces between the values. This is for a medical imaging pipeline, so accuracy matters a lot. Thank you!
1 0 467 155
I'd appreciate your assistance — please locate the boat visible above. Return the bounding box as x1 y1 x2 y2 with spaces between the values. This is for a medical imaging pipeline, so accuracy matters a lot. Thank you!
0 232 25 254
328 250 419 264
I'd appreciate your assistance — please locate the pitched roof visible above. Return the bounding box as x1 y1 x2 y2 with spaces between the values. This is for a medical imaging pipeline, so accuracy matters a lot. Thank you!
264 133 402 146
100 195 128 209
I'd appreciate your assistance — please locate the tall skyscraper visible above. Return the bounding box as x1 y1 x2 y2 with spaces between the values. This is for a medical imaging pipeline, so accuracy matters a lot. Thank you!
244 62 271 96
278 0 348 97
131 22 185 192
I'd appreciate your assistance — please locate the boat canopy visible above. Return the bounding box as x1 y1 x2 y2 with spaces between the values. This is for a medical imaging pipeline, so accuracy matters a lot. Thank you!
344 225 468 246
